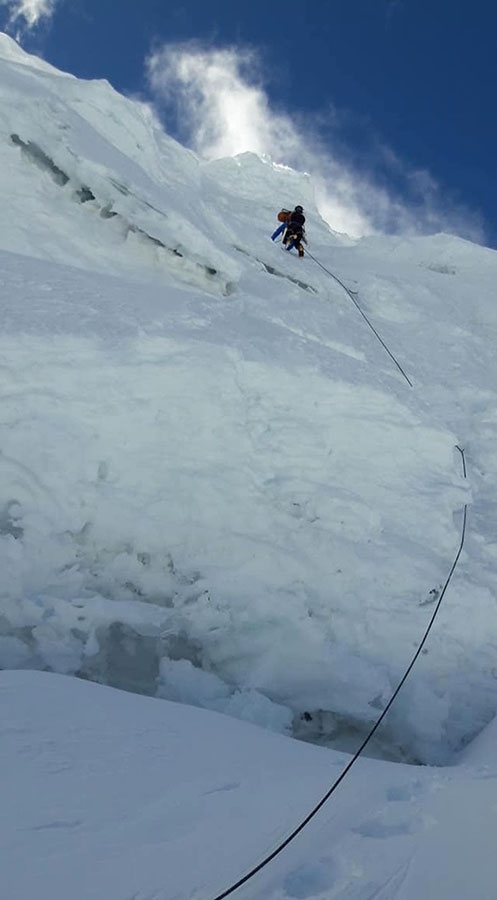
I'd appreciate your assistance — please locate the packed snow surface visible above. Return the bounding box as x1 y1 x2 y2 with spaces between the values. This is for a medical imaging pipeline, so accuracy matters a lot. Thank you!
2 670 497 900
0 31 497 773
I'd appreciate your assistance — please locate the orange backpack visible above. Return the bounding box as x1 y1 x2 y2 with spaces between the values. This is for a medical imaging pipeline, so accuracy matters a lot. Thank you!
277 209 291 223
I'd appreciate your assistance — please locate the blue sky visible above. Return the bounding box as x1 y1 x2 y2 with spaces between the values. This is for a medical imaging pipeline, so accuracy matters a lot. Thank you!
1 0 495 244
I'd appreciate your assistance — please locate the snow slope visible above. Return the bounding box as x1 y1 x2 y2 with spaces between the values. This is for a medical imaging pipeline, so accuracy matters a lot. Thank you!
2 670 497 900
0 32 497 774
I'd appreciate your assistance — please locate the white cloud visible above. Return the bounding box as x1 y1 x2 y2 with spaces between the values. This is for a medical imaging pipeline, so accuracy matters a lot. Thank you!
146 42 485 243
0 0 60 38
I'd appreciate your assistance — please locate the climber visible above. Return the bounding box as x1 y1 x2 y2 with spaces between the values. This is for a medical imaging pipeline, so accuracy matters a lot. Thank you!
283 205 306 258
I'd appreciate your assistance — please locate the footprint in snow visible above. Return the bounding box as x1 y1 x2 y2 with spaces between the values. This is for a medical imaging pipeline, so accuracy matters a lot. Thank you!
353 805 435 839
283 856 339 899
385 777 425 802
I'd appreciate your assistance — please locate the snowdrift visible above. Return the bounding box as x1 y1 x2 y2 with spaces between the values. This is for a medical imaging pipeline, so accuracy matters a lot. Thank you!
2 670 497 900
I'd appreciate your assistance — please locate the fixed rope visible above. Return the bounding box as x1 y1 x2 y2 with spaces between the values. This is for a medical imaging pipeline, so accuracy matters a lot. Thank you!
212 446 468 900
304 248 413 388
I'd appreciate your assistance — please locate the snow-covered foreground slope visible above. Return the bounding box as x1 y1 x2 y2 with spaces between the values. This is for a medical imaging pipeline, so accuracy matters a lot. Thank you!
0 32 497 771
2 670 497 900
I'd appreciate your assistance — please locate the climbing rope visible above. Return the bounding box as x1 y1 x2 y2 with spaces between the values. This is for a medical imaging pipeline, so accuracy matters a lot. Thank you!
304 248 413 388
212 446 468 900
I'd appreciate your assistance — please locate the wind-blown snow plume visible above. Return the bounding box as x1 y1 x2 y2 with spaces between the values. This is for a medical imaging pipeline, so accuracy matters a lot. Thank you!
0 0 59 36
146 43 371 237
147 42 485 242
